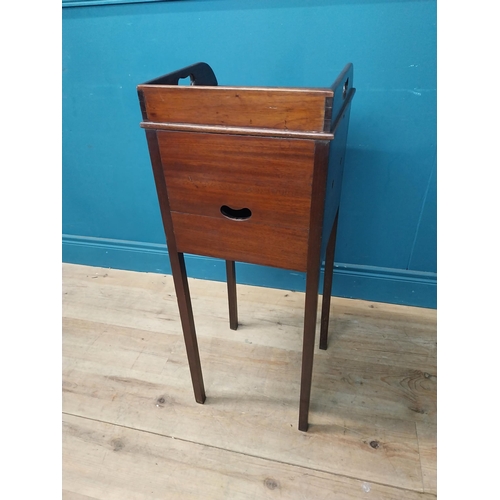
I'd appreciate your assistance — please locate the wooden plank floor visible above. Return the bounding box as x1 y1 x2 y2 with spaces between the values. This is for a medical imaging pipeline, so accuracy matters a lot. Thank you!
62 263 437 499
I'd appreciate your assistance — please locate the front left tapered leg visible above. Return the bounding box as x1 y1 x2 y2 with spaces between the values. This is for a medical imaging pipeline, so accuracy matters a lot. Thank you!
298 266 321 432
170 252 206 404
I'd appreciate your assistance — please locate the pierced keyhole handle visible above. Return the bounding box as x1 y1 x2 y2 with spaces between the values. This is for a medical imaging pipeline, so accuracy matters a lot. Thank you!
342 77 349 100
220 205 252 221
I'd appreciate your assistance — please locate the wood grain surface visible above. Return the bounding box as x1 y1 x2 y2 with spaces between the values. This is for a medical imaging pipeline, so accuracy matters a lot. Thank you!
138 86 332 133
171 211 309 272
158 130 316 229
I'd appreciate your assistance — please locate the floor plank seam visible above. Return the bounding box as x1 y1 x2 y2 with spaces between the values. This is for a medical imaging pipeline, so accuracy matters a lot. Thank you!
63 264 436 498
63 410 434 496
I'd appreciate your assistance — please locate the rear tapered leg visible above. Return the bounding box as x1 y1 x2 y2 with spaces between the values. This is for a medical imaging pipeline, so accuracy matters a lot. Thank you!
319 210 339 350
226 260 238 330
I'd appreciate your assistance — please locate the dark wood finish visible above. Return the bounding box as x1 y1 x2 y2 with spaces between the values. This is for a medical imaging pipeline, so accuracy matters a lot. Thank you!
226 261 238 330
157 131 315 230
144 129 206 404
298 141 330 432
319 209 339 350
171 211 309 272
330 64 355 135
141 120 334 140
171 252 206 404
320 65 355 264
138 85 333 133
143 62 218 86
138 63 355 431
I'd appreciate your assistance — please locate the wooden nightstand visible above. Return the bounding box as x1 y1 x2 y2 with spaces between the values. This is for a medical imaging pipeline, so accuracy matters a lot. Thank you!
138 62 355 431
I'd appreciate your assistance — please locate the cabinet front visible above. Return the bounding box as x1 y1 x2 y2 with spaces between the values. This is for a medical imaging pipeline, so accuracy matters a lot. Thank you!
157 130 316 271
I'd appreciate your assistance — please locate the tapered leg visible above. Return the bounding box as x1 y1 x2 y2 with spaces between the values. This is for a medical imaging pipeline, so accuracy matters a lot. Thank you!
144 129 205 404
319 210 339 350
298 266 321 432
170 252 206 404
226 260 238 330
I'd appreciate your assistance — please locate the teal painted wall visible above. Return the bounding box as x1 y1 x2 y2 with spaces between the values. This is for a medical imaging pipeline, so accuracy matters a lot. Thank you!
62 0 437 307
